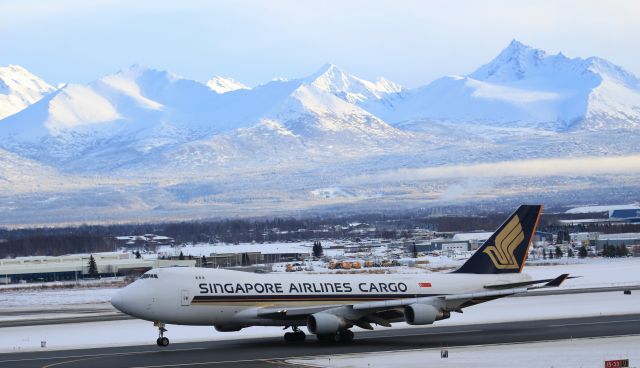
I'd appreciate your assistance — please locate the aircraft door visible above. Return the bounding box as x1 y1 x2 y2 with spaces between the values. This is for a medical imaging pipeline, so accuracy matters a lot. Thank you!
181 289 190 306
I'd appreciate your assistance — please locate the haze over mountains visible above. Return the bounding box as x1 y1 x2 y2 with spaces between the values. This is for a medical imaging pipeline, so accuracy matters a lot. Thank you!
1 40 639 225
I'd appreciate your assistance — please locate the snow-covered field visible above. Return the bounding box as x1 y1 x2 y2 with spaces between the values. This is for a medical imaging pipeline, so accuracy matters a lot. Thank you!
287 335 640 368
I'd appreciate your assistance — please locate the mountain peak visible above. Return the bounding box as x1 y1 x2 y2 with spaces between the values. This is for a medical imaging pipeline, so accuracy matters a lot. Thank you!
0 64 56 120
304 63 402 105
469 40 547 81
206 76 249 94
306 63 344 81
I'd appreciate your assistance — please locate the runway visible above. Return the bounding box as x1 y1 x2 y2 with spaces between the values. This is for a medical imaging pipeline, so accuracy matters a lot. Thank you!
1 314 639 368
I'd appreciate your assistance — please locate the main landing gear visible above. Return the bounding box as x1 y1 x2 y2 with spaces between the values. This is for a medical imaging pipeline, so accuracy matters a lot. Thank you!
283 326 306 343
317 329 354 343
155 322 169 347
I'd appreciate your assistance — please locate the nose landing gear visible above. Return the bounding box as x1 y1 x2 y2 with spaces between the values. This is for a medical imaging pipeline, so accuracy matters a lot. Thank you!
155 322 169 347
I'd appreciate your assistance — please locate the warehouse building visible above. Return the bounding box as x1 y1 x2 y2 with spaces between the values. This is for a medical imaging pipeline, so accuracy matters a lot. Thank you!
0 252 195 284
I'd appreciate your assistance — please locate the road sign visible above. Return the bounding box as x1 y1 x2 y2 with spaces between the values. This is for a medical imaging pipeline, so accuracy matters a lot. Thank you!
605 359 629 368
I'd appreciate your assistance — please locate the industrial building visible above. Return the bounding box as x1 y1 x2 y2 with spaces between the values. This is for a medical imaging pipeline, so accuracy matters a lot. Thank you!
0 252 195 284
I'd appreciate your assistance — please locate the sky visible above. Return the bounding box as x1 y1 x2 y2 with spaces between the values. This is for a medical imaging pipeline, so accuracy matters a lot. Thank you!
0 0 638 88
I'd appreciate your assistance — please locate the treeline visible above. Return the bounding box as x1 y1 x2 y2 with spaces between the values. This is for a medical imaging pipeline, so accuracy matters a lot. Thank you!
1 210 639 258
0 234 117 258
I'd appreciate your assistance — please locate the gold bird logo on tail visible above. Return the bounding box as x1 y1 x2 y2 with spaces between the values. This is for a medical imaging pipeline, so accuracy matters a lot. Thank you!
483 215 524 269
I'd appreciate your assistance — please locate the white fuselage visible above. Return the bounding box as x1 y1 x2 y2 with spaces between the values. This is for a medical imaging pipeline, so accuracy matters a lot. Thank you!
111 267 530 329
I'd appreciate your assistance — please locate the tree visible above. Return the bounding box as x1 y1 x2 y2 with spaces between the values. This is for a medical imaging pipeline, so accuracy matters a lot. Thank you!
412 243 418 259
618 245 629 257
567 248 575 258
87 254 99 278
543 249 547 260
312 241 323 258
555 246 563 259
135 250 141 259
549 250 553 259
578 245 588 258
201 255 208 267
179 251 185 260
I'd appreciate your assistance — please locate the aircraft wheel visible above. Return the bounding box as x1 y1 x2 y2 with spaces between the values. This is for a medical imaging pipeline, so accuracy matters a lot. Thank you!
294 331 306 342
339 329 354 342
157 337 169 347
284 331 306 342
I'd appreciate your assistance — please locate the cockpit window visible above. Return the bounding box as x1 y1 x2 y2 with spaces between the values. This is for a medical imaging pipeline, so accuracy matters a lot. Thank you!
140 273 158 279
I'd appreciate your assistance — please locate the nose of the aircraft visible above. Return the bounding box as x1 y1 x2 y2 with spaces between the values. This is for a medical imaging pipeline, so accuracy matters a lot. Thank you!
111 290 125 311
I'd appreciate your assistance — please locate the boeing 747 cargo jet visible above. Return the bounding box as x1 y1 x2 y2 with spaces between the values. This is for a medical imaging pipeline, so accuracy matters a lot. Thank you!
111 205 568 345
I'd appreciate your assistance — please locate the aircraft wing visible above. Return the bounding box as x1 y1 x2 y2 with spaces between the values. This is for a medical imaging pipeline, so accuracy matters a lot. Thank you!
253 274 569 327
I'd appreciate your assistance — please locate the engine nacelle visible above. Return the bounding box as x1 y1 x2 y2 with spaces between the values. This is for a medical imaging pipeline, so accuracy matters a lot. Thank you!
214 325 243 332
404 304 450 325
307 313 346 335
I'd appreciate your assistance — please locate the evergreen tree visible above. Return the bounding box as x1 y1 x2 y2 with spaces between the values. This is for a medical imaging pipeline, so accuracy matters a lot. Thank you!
543 249 547 259
549 250 553 259
412 243 418 259
618 245 629 257
555 246 563 259
578 245 588 258
567 248 575 258
135 250 141 259
179 251 185 260
87 254 99 278
312 241 323 258
603 244 612 257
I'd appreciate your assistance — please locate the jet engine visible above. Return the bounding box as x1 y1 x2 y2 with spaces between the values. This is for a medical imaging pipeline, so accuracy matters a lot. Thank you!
307 313 346 335
404 304 450 325
214 325 243 332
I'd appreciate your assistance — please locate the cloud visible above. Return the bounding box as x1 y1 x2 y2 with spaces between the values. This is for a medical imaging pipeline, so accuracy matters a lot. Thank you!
343 155 640 185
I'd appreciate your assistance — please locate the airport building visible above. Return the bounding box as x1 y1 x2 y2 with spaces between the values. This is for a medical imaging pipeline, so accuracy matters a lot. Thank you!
593 233 640 249
0 252 195 284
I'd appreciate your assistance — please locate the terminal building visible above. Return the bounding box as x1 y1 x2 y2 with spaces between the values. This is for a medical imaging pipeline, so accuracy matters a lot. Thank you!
0 252 195 284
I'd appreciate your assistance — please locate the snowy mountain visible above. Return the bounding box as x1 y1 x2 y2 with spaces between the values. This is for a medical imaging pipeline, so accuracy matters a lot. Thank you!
0 65 55 120
388 40 640 131
1 42 640 225
206 76 249 93
0 64 407 172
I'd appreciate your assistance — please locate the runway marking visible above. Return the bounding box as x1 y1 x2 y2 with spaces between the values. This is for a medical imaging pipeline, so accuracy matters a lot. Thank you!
42 356 102 368
0 347 207 364
548 318 640 328
357 329 483 340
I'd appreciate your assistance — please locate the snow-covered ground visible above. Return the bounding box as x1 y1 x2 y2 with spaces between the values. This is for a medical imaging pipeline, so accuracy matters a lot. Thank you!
0 287 118 308
287 335 640 368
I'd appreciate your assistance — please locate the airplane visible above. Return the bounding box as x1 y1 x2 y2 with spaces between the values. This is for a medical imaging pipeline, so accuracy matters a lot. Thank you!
111 204 569 346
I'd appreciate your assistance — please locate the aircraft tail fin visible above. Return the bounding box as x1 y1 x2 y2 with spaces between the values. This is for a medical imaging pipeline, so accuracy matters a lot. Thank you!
453 205 542 274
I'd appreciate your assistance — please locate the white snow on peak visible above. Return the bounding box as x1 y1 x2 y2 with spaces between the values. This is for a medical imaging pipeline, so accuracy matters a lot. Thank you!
206 76 249 94
390 40 640 131
470 39 550 82
306 63 403 103
0 65 56 120
45 84 122 131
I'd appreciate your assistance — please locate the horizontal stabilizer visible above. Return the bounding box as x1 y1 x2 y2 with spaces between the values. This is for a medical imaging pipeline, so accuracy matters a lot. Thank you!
484 274 577 290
